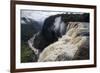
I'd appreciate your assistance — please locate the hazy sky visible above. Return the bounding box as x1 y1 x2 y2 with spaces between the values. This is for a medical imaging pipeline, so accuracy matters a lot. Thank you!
21 10 66 22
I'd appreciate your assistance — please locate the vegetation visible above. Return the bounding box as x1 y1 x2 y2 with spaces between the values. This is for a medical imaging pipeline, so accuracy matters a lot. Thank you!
21 42 38 63
21 18 40 62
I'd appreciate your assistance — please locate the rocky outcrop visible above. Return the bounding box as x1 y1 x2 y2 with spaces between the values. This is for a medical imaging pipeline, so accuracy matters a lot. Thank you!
38 22 89 62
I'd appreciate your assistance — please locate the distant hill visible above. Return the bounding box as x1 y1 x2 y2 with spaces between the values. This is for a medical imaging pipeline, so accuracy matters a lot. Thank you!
21 17 42 42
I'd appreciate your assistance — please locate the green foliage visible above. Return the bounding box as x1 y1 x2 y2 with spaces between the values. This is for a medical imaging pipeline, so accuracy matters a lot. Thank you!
21 19 40 63
21 42 38 63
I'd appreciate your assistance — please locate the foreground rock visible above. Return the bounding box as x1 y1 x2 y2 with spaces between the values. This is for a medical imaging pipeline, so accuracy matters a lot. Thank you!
38 22 89 62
